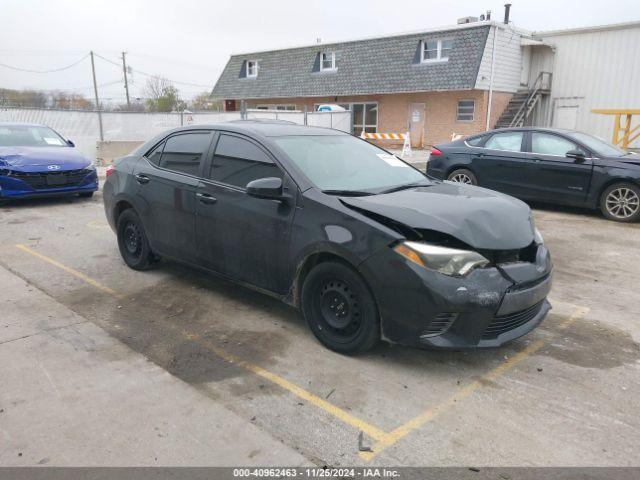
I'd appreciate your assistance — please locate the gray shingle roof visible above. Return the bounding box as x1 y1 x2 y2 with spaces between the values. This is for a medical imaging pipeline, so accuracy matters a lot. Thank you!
212 24 490 99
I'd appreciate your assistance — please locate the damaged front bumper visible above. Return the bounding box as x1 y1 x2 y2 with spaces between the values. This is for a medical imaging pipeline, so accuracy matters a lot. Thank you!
358 244 552 348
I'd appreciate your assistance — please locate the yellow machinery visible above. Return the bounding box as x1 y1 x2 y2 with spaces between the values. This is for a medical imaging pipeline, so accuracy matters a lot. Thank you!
591 109 640 150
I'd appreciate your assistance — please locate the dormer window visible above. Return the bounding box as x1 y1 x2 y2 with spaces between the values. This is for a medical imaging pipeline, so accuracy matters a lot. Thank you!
421 39 453 63
246 60 258 78
320 52 336 71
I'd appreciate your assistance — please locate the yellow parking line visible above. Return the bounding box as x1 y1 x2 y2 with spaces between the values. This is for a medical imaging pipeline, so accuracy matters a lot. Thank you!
15 244 122 299
165 323 387 441
12 243 592 457
86 220 110 230
359 305 590 461
13 243 386 442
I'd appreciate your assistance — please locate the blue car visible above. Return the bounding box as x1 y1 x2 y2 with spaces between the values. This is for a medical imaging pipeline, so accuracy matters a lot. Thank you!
0 123 98 202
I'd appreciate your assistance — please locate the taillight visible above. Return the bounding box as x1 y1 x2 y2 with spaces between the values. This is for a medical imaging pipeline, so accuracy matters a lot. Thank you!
105 164 115 178
430 147 442 156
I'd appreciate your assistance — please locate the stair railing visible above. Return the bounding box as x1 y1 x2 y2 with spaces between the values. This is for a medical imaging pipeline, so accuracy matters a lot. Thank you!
509 71 552 127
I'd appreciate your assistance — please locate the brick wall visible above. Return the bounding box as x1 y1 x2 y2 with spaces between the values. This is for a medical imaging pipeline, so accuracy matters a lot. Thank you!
243 90 513 147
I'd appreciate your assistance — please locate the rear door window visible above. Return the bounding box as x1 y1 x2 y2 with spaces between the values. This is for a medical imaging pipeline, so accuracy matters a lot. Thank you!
145 141 165 166
209 134 282 188
531 132 579 156
159 132 212 176
484 132 524 152
466 135 486 146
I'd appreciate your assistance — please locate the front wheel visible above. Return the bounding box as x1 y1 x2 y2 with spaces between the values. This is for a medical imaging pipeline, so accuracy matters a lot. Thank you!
301 261 380 354
447 168 477 185
600 183 640 222
117 209 159 270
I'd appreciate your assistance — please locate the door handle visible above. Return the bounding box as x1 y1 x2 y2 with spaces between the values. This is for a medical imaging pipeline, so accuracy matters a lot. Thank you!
135 174 150 184
196 192 217 205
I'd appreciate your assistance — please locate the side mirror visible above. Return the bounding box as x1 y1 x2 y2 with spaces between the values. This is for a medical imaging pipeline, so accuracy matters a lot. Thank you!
246 177 288 201
66 139 75 147
566 149 586 162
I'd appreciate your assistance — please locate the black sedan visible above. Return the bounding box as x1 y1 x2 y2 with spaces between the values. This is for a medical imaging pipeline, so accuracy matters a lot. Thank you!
104 121 551 354
427 127 640 222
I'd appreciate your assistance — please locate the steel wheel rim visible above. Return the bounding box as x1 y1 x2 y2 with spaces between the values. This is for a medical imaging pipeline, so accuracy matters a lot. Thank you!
605 187 640 219
316 279 362 341
450 173 473 184
123 221 143 257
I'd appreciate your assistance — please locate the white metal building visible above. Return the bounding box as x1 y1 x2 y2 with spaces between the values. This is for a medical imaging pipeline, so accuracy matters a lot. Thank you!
531 21 640 147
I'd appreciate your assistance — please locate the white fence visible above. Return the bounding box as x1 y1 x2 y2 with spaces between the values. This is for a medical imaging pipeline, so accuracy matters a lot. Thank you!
0 107 352 161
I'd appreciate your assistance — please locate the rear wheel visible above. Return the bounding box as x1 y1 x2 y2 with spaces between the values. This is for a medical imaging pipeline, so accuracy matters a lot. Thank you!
600 183 640 222
117 209 158 270
79 192 94 198
447 168 477 185
301 261 380 354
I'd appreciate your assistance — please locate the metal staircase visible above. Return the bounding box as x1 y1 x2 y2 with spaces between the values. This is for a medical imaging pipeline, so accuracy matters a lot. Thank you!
495 71 552 129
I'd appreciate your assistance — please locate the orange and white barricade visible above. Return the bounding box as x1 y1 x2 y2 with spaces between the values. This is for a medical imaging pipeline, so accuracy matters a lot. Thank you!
360 131 412 159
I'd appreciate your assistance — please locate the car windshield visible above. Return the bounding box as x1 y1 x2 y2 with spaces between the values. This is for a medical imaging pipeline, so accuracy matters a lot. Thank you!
566 131 626 157
0 125 68 147
273 135 427 193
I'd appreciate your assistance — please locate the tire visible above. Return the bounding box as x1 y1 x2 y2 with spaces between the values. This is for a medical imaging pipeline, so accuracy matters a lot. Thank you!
301 261 380 354
79 192 94 198
447 168 477 185
600 182 640 223
116 209 159 270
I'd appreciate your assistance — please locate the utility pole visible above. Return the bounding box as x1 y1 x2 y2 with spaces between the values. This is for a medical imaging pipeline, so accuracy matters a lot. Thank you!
90 51 104 141
121 51 131 109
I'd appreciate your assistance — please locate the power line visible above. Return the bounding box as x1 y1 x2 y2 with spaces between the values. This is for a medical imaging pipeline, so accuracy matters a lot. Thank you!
131 68 212 88
0 50 212 90
92 52 121 68
0 53 89 73
93 52 212 89
36 78 123 92
128 52 219 73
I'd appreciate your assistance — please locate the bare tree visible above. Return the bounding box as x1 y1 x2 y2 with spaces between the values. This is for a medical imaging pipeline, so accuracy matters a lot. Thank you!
0 88 48 108
144 76 181 112
144 76 171 101
189 91 222 111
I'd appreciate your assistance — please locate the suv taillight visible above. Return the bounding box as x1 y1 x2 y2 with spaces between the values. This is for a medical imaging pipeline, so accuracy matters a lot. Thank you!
430 147 442 156
105 164 115 178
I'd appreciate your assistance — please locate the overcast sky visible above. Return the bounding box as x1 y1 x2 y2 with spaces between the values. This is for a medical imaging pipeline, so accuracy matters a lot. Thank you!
2 0 639 104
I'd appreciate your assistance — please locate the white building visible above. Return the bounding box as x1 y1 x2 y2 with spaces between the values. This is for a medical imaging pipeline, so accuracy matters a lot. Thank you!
530 21 640 148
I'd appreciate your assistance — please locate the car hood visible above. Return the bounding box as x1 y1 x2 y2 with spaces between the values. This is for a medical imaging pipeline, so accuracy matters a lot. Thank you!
341 183 535 250
0 146 90 171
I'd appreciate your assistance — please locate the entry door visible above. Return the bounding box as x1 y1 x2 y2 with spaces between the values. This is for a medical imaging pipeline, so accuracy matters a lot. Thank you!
195 132 296 294
133 131 213 262
554 105 579 130
525 131 593 205
408 103 425 148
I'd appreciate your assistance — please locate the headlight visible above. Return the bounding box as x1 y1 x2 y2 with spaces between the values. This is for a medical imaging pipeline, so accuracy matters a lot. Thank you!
393 241 489 277
534 228 544 245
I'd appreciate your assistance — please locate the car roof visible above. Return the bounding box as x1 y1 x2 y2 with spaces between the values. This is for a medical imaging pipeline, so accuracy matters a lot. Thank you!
0 122 49 128
166 120 347 137
473 126 578 136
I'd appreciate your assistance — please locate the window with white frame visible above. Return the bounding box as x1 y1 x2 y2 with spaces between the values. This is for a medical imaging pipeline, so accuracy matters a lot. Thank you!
313 102 377 135
246 60 258 78
457 100 475 121
320 52 336 71
421 39 453 63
